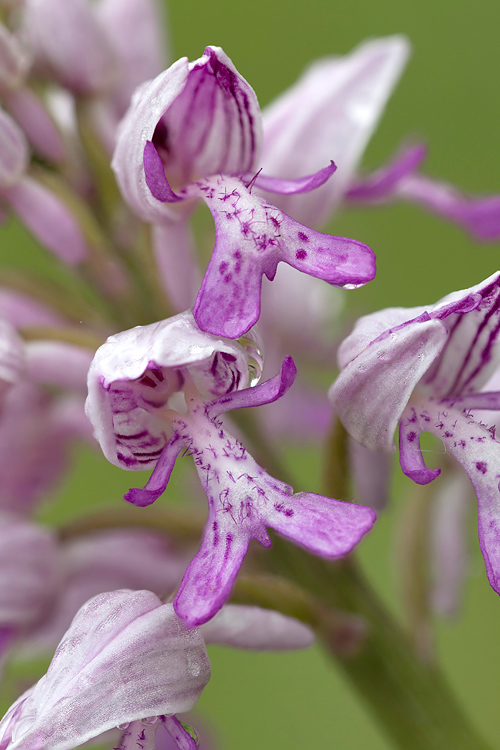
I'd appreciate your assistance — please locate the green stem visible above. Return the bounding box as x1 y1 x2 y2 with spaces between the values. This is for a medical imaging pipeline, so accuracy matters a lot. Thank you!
236 413 492 750
268 543 491 750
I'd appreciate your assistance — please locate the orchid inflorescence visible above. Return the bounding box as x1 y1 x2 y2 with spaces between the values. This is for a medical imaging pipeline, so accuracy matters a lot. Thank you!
0 1 497 748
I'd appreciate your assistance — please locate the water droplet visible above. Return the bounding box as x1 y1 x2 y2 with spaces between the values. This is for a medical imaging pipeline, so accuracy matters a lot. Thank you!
117 722 130 730
238 328 264 386
337 282 364 290
141 716 159 725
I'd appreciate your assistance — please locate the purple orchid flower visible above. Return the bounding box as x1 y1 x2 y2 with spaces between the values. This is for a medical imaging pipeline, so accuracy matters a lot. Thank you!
86 311 376 626
0 589 314 750
112 45 376 338
329 271 500 597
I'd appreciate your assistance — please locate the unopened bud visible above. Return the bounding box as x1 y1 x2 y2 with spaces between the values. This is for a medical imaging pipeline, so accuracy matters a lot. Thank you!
23 0 117 95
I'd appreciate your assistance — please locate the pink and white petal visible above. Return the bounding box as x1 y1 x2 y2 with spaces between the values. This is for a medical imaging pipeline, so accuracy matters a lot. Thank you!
0 592 210 750
25 341 93 391
152 221 202 313
3 176 88 264
96 0 168 117
200 604 314 650
4 88 65 163
330 317 448 452
336 305 429 369
174 517 251 627
401 398 500 597
398 173 500 242
266 490 375 558
260 36 410 226
430 471 472 617
112 59 192 222
193 174 375 337
0 289 66 328
22 0 117 95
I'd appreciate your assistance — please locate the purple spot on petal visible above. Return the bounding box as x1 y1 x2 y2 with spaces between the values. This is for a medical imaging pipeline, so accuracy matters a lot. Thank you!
298 231 309 242
285 508 294 517
444 431 454 438
407 431 417 442
219 261 228 274
296 249 307 260
213 520 219 547
224 274 232 284
476 461 488 474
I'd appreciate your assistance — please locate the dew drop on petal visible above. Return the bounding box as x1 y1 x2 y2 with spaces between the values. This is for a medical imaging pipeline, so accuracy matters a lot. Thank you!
238 328 264 386
337 282 364 290
117 722 130 730
141 716 159 725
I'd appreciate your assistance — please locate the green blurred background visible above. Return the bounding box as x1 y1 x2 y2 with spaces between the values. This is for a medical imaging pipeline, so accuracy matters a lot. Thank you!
5 0 500 747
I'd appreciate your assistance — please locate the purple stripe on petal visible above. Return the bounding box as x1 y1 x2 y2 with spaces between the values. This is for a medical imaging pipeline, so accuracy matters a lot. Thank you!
441 391 500 411
422 275 500 398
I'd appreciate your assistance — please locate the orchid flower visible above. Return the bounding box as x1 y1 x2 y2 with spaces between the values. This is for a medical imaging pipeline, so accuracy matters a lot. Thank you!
329 271 500 596
86 311 375 625
0 589 314 750
112 45 375 338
